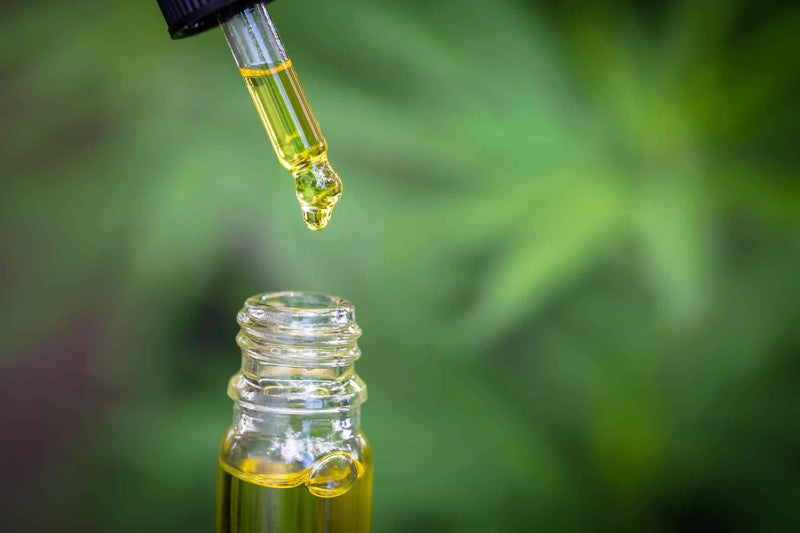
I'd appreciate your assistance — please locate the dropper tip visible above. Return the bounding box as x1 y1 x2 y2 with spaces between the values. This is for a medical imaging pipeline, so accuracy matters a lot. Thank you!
301 205 333 231
293 158 342 231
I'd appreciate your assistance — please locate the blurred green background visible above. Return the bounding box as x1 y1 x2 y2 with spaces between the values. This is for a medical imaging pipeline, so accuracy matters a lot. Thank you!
2 0 800 531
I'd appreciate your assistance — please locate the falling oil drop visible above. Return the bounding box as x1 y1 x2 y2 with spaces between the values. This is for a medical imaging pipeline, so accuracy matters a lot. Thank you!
293 158 342 231
302 205 333 230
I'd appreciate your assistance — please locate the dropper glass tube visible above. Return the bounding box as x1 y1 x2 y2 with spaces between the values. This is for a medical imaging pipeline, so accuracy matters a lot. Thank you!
218 2 342 230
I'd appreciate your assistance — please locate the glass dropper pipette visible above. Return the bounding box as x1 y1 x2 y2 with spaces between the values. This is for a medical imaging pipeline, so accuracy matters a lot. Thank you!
156 0 342 230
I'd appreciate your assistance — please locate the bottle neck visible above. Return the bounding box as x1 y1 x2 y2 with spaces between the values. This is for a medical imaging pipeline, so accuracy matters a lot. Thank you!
227 291 367 423
228 358 365 436
232 404 362 440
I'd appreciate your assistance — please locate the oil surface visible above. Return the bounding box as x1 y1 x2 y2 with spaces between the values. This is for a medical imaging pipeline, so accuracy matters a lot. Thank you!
216 450 372 532
241 62 342 230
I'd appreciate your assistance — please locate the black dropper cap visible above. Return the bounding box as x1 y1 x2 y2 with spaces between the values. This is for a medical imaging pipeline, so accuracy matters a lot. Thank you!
157 0 275 39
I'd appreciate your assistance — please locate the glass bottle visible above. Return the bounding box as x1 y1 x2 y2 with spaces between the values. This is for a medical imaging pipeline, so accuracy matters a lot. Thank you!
216 292 372 533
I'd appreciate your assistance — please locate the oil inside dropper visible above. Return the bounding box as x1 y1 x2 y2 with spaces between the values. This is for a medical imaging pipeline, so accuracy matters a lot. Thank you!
240 62 342 230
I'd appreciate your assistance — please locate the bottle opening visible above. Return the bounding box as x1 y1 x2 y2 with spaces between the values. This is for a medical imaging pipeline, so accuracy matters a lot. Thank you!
258 291 349 311
242 291 356 330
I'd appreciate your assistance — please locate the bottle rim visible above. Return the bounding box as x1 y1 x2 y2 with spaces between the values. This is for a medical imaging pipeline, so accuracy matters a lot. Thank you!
241 291 356 330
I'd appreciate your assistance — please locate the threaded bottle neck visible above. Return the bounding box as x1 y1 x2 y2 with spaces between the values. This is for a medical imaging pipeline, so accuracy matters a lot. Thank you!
229 292 367 414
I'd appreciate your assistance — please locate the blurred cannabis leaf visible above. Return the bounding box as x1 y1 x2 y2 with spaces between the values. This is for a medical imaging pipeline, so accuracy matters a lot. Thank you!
1 0 799 531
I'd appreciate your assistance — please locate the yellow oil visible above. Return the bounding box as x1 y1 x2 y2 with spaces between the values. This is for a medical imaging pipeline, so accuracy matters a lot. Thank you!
216 446 373 533
240 62 342 230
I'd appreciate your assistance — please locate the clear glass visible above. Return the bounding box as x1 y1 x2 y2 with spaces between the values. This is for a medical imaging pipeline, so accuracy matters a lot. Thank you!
216 292 372 533
218 3 343 231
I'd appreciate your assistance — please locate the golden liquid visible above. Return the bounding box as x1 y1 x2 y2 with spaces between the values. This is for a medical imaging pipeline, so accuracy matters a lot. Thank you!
216 450 373 533
241 62 342 231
